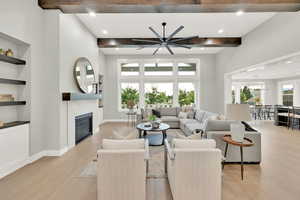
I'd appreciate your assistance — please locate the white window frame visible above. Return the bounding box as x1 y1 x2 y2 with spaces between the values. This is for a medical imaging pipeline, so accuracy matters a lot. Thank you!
278 81 294 106
117 58 200 111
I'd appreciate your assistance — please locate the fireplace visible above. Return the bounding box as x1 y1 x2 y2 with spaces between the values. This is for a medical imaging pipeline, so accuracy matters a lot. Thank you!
75 113 93 144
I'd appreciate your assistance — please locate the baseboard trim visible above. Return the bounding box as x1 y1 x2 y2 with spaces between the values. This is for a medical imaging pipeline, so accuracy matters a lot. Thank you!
0 147 71 179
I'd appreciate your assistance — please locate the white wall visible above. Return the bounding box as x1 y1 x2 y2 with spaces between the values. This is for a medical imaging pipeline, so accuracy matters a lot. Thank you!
216 12 300 113
59 14 103 150
103 54 217 120
0 0 46 155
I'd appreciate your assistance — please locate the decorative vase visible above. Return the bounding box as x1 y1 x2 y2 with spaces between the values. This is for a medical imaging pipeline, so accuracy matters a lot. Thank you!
230 122 245 142
151 120 160 129
5 49 14 57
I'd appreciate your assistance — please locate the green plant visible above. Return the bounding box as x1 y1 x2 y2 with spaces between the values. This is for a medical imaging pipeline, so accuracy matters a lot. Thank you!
148 115 157 121
145 87 172 105
121 87 139 109
178 89 195 106
240 86 253 103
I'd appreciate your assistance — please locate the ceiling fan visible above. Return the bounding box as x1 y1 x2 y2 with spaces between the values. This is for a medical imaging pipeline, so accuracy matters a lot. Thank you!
132 22 198 55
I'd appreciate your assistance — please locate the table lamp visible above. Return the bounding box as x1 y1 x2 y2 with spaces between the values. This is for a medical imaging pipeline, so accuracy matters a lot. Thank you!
226 104 252 142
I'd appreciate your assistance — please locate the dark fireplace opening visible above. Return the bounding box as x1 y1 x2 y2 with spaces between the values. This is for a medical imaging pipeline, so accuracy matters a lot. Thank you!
75 112 93 144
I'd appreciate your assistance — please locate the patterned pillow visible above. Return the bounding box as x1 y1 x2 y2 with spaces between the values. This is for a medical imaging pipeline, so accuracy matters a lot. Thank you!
195 110 205 122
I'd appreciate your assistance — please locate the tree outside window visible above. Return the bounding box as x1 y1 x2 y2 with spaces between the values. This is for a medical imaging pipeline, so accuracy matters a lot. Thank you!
144 83 173 107
178 83 195 107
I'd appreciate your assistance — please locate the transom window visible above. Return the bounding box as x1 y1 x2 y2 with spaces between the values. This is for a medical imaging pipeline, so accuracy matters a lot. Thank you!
118 59 200 111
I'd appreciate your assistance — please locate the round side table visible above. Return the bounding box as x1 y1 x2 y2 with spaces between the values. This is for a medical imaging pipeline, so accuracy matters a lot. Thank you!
222 135 254 180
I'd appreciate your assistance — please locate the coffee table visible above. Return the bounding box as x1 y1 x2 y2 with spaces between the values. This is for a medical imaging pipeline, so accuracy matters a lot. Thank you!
136 123 170 146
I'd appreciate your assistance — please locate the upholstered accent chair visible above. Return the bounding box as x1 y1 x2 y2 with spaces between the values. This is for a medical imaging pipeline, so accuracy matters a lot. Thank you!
97 139 149 200
165 139 222 200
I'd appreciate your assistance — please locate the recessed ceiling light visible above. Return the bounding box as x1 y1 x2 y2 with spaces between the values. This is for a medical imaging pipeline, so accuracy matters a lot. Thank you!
247 68 257 72
218 29 224 34
286 60 293 64
102 30 108 35
116 48 119 51
200 47 205 50
236 10 244 16
89 11 96 17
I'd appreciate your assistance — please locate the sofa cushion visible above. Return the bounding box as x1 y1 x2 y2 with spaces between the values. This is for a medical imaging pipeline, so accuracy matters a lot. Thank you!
159 107 178 116
185 122 204 132
180 118 199 125
102 139 145 150
202 112 219 122
204 120 236 132
161 116 179 122
173 138 216 149
178 112 188 119
195 109 206 122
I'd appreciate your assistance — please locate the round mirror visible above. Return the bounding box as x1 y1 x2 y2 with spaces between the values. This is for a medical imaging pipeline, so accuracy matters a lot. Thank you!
74 57 96 94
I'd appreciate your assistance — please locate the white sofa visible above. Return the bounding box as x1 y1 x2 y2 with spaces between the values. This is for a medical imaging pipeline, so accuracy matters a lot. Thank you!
165 139 222 200
204 120 262 163
97 139 149 200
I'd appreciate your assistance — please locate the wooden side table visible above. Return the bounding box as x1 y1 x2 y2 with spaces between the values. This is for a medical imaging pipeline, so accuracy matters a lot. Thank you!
222 135 254 180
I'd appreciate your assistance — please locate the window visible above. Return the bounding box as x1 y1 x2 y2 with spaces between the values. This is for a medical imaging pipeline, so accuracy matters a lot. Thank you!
232 86 236 104
144 83 173 107
282 84 293 106
144 62 173 76
178 83 195 106
178 62 196 76
121 63 140 76
120 83 139 109
118 59 199 110
248 85 263 105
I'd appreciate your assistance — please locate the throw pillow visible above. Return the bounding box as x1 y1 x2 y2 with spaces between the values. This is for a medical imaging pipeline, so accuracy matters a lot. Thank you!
178 112 188 119
187 111 195 119
102 139 145 149
152 109 161 118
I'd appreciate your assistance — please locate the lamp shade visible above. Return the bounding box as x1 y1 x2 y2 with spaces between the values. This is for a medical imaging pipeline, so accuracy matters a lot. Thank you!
226 104 252 121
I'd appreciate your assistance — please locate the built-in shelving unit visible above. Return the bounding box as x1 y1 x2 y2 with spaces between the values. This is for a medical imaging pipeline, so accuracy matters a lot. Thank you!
0 54 26 65
0 78 26 85
0 121 30 130
62 92 101 101
0 101 26 106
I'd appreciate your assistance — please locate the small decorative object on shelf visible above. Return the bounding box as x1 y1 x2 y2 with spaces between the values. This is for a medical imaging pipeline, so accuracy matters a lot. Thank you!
0 121 4 127
0 48 5 55
0 94 14 102
5 49 14 57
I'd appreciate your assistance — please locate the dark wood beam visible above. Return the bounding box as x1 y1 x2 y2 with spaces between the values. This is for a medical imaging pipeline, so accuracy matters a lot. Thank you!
39 0 300 13
97 37 241 48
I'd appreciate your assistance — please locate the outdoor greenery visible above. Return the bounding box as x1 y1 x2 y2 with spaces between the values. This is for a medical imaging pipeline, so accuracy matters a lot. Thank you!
121 87 139 109
239 86 262 105
145 87 173 105
178 90 195 106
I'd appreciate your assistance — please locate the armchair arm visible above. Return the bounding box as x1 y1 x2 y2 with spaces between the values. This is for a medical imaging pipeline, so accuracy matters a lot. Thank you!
164 139 175 174
144 139 150 160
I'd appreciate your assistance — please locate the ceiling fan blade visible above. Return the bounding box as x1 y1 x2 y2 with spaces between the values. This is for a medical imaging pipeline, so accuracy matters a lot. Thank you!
169 36 199 43
132 39 161 44
137 44 160 50
166 25 184 41
149 27 163 42
165 45 174 55
153 46 161 55
169 43 192 49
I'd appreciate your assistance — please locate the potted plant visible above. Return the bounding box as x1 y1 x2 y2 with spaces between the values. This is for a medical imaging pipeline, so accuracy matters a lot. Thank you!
148 115 160 129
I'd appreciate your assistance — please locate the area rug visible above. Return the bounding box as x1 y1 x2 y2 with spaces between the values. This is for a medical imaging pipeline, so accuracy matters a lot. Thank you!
80 129 181 178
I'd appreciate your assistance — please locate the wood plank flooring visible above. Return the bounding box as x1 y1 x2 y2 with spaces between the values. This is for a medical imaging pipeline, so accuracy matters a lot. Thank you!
0 121 300 200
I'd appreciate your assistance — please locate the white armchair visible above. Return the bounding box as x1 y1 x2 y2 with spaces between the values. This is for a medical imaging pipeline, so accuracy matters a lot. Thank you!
97 139 149 200
165 138 222 200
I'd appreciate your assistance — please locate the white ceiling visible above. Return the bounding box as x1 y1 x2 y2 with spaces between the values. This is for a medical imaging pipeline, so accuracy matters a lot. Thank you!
232 54 300 80
76 13 275 55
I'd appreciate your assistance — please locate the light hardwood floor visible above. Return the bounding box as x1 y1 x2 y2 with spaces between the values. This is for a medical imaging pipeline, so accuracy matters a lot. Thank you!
0 121 300 200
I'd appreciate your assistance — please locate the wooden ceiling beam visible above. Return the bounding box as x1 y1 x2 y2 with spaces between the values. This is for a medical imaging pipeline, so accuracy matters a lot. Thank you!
38 0 300 12
97 38 242 48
